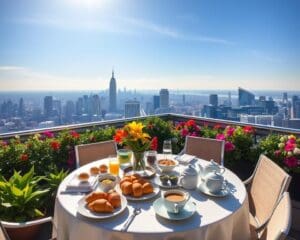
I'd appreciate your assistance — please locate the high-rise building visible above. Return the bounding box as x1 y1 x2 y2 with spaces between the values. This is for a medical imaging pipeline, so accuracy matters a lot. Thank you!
294 100 300 118
125 100 140 118
18 98 25 117
228 91 232 107
64 100 75 123
44 96 53 118
238 87 255 106
283 92 288 103
153 95 160 110
109 70 117 112
91 95 101 116
292 95 299 118
209 94 218 107
159 89 169 109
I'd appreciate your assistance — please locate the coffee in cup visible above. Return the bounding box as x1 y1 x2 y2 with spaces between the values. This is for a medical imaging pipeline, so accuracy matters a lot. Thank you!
162 189 190 214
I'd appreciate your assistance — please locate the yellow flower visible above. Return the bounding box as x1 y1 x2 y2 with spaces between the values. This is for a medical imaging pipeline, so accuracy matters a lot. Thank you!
288 135 296 140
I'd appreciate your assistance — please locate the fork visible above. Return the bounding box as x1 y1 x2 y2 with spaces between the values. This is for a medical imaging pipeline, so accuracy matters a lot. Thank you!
121 207 142 232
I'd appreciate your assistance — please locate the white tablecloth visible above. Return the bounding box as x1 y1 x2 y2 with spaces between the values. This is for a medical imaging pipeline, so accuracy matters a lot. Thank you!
54 156 251 240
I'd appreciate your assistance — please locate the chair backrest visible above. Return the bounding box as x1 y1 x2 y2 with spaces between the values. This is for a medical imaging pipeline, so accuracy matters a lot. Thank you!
260 192 291 240
0 222 10 240
75 141 117 168
248 154 291 229
184 136 224 165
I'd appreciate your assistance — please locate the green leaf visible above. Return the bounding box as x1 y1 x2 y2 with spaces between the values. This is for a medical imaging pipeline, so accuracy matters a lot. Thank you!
11 185 23 196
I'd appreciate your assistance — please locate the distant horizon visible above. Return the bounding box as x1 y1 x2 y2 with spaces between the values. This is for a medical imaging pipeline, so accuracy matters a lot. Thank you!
0 1 299 91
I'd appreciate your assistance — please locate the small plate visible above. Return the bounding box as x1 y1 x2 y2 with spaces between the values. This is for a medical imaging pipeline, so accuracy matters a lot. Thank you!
77 195 127 219
123 166 156 179
153 198 196 220
198 182 229 197
121 184 160 201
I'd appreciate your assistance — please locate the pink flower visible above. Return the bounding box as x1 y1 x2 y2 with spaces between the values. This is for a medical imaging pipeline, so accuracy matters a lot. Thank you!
70 130 80 139
286 139 296 145
216 133 225 141
191 132 197 136
274 150 282 157
243 126 254 134
181 128 189 137
284 156 299 168
225 141 235 152
225 126 235 137
285 142 296 152
43 131 54 138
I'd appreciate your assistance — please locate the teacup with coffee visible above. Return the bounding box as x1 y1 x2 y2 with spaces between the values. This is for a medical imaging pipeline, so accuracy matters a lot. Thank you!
162 189 190 214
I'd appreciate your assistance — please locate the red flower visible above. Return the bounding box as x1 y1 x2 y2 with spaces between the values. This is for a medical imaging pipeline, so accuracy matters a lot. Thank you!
285 142 296 152
186 120 196 127
70 130 80 139
225 126 235 137
213 125 222 130
284 156 299 168
50 141 61 151
43 131 54 138
20 154 28 161
225 141 235 152
150 137 158 151
113 129 127 143
216 133 225 141
243 126 254 134
181 128 189 137
274 150 282 157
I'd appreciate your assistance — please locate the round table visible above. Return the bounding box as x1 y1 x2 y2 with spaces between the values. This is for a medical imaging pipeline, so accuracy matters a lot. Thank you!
54 156 251 240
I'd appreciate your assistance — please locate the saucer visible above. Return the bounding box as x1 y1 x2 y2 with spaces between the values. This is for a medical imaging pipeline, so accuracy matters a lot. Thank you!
198 182 229 197
153 198 196 220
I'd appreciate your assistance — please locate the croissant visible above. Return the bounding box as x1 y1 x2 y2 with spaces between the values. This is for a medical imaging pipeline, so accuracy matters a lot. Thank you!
108 192 121 208
88 199 114 213
85 191 107 204
121 181 133 195
142 182 154 194
132 183 143 197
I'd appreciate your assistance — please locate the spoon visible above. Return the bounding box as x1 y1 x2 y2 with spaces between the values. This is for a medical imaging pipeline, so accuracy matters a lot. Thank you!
121 207 142 232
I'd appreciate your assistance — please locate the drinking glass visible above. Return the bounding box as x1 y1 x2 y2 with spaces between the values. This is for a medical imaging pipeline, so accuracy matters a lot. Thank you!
109 155 119 176
163 140 172 159
117 149 132 168
145 150 157 166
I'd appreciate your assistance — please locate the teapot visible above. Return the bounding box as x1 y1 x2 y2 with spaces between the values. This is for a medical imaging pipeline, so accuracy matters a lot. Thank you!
179 164 198 190
204 171 225 193
198 159 225 180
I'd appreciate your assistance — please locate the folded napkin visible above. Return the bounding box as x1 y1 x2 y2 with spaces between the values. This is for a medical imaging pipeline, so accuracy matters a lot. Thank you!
65 174 98 193
176 154 196 164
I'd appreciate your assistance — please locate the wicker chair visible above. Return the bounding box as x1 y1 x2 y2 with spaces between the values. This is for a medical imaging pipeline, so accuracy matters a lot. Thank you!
181 136 225 165
75 140 117 168
244 154 291 234
251 192 292 240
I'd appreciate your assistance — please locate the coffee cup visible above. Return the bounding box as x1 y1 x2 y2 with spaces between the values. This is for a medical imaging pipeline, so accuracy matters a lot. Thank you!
162 189 190 214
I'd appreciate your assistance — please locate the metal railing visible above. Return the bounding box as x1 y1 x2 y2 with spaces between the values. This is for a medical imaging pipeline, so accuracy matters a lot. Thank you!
0 114 299 141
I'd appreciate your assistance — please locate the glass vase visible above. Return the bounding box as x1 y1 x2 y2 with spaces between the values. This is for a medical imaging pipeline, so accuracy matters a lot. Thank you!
132 151 146 173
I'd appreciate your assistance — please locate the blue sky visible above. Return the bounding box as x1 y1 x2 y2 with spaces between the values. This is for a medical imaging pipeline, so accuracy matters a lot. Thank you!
0 0 299 91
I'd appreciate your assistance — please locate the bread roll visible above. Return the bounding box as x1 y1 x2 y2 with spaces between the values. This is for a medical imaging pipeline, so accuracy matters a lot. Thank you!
121 181 133 195
90 167 99 175
120 177 132 185
88 199 113 213
108 192 121 208
99 164 108 173
132 183 143 197
78 172 89 181
85 191 107 204
142 182 154 194
130 174 140 182
133 179 147 185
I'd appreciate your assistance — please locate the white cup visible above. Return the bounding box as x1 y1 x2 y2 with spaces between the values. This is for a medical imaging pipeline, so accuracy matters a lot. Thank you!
162 189 190 214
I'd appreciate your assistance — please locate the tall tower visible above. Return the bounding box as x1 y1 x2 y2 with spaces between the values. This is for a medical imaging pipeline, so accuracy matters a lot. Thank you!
159 89 169 109
109 70 117 112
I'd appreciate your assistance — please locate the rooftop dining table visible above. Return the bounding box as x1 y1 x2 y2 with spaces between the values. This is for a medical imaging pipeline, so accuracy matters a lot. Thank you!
54 155 251 240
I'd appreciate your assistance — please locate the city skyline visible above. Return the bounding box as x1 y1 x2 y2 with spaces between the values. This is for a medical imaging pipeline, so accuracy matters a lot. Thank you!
0 0 299 91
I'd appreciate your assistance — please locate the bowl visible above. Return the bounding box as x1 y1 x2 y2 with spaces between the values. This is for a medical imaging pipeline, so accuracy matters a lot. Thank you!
98 173 117 192
157 159 179 172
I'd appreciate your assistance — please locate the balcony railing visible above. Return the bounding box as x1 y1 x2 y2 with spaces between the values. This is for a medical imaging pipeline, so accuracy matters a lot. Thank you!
1 113 300 141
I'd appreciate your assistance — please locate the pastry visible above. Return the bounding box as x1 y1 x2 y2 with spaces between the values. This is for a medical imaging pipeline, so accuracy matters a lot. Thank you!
133 178 147 185
120 176 131 185
85 191 107 204
99 164 108 173
78 172 89 181
142 182 154 194
130 174 140 182
90 166 99 175
88 199 113 213
132 183 143 197
107 192 121 208
120 181 133 195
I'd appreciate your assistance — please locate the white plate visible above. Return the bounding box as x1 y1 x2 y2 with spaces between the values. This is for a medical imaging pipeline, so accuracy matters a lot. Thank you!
117 183 160 201
198 182 229 197
77 195 127 219
153 198 196 220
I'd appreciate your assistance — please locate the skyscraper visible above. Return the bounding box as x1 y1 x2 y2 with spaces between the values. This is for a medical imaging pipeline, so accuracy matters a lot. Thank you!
125 100 140 118
153 95 160 111
44 96 53 118
109 70 117 112
209 94 218 107
238 87 255 106
159 89 169 109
